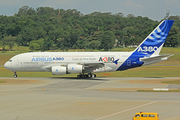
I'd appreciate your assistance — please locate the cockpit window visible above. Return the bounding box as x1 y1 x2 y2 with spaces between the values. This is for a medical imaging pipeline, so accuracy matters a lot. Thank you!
9 60 12 62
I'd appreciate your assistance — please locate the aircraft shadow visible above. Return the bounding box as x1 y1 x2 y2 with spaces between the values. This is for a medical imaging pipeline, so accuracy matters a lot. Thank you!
48 77 109 81
144 77 164 78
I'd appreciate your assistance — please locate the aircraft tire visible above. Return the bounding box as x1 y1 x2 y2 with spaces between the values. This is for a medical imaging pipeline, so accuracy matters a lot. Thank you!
94 74 96 77
92 74 95 78
14 74 17 78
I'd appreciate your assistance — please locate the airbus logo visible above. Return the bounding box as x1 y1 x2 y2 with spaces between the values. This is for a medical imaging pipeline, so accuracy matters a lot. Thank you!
138 46 158 52
31 57 52 62
31 57 64 62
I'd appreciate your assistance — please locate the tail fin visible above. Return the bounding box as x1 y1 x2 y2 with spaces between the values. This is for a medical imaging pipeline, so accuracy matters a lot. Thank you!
134 20 174 57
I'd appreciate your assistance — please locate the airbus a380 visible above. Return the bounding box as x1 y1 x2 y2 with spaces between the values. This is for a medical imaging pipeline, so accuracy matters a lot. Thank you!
4 20 174 78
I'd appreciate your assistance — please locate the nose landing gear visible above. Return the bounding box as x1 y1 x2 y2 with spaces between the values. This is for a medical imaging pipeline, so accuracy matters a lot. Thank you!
14 72 17 78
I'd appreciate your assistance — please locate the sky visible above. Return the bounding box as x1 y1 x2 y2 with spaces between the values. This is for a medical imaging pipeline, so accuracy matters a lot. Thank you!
0 0 180 21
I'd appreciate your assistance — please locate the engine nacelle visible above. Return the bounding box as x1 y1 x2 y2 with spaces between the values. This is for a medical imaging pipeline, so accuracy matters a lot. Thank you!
67 64 82 74
51 66 66 75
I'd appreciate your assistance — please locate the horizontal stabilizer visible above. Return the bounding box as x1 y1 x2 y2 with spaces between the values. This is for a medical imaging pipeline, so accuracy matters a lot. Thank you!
140 54 174 66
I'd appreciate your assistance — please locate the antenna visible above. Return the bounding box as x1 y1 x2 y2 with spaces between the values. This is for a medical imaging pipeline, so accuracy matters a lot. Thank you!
165 10 170 20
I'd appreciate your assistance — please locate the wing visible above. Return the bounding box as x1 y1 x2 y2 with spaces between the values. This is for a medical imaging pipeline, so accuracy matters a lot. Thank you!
42 62 106 73
140 54 173 66
80 62 105 73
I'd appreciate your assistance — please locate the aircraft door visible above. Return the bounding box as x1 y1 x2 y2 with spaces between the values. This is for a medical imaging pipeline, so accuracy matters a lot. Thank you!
16 61 19 66
127 60 131 66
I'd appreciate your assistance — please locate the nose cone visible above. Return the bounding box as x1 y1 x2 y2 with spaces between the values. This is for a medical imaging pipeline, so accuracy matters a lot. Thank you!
4 61 11 70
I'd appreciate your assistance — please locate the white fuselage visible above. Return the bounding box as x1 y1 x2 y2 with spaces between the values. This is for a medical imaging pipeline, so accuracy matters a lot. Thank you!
4 51 133 73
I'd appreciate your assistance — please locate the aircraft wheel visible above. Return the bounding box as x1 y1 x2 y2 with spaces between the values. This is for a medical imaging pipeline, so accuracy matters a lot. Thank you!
92 74 95 78
91 74 96 78
94 74 96 77
13 72 17 78
14 74 17 78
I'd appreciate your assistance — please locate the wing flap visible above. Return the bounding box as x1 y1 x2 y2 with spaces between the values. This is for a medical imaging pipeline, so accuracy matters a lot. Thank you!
82 62 105 73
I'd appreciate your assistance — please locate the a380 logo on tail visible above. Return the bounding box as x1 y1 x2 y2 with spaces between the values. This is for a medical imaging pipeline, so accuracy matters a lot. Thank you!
138 46 158 52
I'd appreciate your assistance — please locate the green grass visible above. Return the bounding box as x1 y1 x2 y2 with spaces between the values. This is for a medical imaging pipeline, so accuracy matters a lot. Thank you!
159 47 180 54
0 80 6 83
162 80 180 84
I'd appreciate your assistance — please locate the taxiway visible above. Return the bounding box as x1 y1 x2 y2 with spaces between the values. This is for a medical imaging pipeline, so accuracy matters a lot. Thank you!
0 77 180 120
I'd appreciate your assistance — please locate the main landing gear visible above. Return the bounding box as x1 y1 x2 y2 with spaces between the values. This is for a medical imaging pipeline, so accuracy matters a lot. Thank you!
14 72 17 78
77 74 96 78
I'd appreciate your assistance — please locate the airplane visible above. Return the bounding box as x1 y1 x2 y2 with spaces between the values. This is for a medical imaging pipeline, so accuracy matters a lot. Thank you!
4 20 174 78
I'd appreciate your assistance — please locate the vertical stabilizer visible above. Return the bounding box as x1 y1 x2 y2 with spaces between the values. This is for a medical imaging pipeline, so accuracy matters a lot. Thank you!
134 20 174 57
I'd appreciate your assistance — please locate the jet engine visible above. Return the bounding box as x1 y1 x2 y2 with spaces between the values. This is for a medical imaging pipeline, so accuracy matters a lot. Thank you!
51 66 66 75
67 64 83 73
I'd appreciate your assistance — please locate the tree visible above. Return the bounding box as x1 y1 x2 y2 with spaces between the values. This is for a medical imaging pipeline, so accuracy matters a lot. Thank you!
1 35 16 51
168 16 180 20
101 31 115 51
73 38 88 49
115 12 124 17
36 7 56 17
44 37 53 50
88 40 101 49
1 5 179 51
127 14 134 18
165 26 180 47
19 26 39 46
57 36 70 51
17 6 29 17
29 39 45 51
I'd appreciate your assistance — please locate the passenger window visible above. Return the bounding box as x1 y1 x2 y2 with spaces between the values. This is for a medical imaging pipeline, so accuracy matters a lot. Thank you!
9 60 12 62
149 114 155 117
141 114 147 117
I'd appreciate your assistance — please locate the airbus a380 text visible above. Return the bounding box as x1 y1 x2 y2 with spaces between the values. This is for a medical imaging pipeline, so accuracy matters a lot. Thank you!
4 20 174 78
